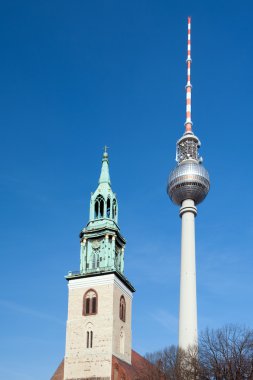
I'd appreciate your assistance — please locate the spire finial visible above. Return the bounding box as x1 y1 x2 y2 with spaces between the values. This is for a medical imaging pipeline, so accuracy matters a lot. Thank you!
99 146 111 185
103 145 109 159
185 16 193 134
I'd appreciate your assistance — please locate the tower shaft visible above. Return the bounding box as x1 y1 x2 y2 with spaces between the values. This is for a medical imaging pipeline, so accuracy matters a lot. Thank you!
179 199 198 349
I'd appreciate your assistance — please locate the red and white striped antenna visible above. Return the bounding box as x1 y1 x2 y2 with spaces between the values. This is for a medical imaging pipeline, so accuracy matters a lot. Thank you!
185 16 193 133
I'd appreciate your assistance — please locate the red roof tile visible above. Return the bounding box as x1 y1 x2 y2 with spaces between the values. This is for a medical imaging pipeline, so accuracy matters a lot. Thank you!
112 350 163 380
50 359 64 380
51 350 162 380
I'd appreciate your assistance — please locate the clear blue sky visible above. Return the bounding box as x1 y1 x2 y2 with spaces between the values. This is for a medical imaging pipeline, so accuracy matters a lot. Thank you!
1 1 253 379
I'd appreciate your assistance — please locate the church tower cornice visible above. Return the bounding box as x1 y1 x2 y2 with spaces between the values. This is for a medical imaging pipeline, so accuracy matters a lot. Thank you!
65 269 135 294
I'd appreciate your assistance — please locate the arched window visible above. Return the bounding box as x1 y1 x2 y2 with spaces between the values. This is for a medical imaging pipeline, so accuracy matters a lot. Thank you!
94 195 105 219
83 289 98 315
107 198 111 218
112 199 117 219
119 295 126 322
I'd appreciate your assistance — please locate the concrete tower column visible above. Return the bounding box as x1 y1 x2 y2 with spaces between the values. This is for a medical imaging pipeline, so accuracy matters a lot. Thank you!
179 199 197 349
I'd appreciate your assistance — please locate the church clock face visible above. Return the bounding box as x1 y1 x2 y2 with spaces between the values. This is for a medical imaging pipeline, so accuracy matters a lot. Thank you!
92 240 101 250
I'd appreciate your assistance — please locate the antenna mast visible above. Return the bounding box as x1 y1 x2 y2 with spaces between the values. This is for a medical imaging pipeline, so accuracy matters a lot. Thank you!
185 16 192 133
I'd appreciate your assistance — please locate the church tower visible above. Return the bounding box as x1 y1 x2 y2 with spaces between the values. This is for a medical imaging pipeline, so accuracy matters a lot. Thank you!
64 149 135 380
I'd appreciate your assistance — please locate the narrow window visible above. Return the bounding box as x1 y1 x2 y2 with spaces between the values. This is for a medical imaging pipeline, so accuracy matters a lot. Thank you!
86 298 90 314
86 331 89 348
92 297 96 314
83 289 98 316
94 201 99 219
119 296 126 322
90 331 93 348
112 199 117 219
100 199 104 218
107 198 111 218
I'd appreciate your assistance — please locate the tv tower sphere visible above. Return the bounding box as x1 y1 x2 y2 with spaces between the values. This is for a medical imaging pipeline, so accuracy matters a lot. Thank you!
167 134 210 205
167 17 210 350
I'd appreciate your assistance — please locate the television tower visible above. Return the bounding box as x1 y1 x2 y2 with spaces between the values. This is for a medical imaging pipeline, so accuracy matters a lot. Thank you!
167 17 210 350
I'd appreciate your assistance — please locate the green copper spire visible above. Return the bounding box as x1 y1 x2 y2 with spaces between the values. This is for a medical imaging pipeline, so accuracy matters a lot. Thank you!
78 148 126 276
99 146 111 185
88 148 116 223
